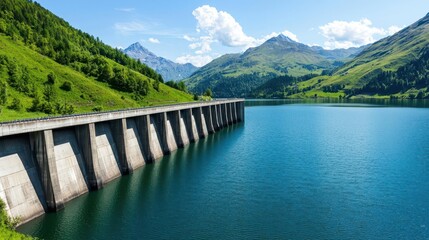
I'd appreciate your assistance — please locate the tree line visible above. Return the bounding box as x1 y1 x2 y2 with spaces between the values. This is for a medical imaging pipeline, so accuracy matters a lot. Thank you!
252 74 319 98
0 0 163 83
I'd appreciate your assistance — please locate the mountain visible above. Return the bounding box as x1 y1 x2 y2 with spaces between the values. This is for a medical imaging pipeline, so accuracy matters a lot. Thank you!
189 12 429 99
123 43 198 82
185 34 361 97
310 45 367 61
287 12 429 99
0 0 192 121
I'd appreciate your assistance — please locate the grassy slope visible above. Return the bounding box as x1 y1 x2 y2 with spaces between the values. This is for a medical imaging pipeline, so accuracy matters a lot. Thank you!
236 38 331 76
185 54 241 89
0 35 193 121
0 227 33 240
0 200 33 240
185 36 334 96
0 228 32 240
291 14 429 98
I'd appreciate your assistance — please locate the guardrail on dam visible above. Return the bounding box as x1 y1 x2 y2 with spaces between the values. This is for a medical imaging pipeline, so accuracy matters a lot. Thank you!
0 99 245 224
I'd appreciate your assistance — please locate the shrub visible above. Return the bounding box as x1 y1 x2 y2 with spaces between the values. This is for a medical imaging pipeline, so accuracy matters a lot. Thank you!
92 106 103 112
47 72 56 85
416 91 424 99
0 81 7 105
60 81 72 91
9 98 22 111
204 88 213 98
55 102 75 114
39 101 55 114
0 199 34 239
153 79 160 91
0 199 20 229
43 84 56 102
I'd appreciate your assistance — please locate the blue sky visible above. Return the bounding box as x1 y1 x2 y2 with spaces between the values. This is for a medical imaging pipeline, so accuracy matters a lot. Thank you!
37 0 429 67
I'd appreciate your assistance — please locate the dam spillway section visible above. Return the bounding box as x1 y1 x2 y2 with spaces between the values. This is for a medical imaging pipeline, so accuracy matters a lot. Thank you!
0 99 244 224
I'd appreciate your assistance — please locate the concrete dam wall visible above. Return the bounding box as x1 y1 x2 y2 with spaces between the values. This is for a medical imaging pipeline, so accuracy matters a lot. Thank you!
0 99 244 224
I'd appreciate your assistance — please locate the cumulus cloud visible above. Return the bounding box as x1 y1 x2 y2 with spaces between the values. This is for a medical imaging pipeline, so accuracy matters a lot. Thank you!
320 19 404 49
183 35 197 42
191 36 213 54
184 4 299 62
257 30 299 45
387 25 403 35
178 5 255 66
148 38 160 44
307 43 321 47
280 30 299 42
176 54 213 67
179 5 301 67
114 21 146 34
192 5 256 48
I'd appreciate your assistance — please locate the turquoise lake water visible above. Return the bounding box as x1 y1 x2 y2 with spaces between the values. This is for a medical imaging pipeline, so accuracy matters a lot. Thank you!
19 100 429 239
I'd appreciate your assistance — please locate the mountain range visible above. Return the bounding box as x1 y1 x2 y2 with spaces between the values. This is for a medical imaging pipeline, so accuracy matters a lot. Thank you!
285 12 429 99
123 43 198 82
186 12 429 99
185 34 365 97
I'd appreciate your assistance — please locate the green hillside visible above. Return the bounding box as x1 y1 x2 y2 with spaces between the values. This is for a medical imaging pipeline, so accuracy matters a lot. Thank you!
185 34 359 98
289 13 429 99
0 0 193 122
0 199 33 239
250 13 429 99
185 53 243 97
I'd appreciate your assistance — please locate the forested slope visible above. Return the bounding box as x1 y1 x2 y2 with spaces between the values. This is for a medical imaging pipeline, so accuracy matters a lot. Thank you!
0 0 192 121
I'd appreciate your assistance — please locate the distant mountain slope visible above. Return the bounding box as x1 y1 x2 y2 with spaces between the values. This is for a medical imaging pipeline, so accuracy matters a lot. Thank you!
123 43 198 82
310 45 367 61
332 13 429 83
185 34 361 97
0 0 192 121
290 12 429 98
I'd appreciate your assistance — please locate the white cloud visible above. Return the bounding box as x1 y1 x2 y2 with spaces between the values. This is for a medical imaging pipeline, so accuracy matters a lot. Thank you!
308 43 321 47
188 5 299 54
320 19 385 49
193 5 256 48
187 36 213 54
176 54 213 67
258 30 299 45
183 35 197 42
115 8 135 12
281 30 299 42
148 38 160 44
319 19 403 49
180 5 300 67
190 5 256 53
189 42 199 50
114 21 146 34
387 25 403 35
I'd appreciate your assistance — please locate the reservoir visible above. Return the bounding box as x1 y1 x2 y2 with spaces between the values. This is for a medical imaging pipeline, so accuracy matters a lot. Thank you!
18 100 429 239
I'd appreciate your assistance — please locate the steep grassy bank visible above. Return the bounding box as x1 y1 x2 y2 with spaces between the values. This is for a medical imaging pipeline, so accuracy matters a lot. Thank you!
0 0 193 122
0 200 34 240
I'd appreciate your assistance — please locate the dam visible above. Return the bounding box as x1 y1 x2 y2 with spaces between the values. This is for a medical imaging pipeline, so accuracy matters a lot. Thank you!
0 99 244 224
